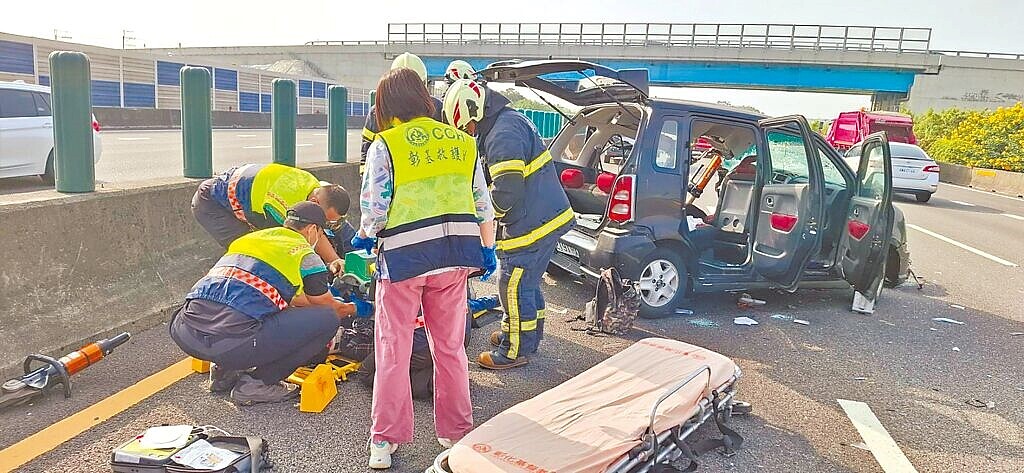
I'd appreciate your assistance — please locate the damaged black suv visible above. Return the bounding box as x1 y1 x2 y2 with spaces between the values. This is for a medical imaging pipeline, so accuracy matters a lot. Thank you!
480 61 912 318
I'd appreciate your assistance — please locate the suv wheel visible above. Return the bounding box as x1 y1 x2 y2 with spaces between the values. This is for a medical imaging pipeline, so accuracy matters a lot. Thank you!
915 192 931 203
637 248 688 319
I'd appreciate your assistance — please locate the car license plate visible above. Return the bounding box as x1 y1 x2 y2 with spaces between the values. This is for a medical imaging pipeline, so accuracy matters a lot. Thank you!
896 166 917 175
556 241 579 259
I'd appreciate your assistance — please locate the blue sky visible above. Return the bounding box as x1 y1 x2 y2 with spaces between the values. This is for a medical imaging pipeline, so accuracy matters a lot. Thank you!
2 0 1020 116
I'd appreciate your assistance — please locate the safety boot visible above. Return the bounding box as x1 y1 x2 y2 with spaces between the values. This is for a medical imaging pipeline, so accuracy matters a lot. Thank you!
477 350 528 370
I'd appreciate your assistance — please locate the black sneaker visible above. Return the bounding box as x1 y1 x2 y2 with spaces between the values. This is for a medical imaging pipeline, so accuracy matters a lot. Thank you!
208 363 242 393
229 374 299 405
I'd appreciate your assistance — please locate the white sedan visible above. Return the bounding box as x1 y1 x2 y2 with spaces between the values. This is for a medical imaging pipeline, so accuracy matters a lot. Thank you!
846 141 939 203
0 81 103 184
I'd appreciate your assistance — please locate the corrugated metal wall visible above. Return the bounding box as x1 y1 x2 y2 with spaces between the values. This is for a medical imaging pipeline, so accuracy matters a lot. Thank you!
0 33 371 117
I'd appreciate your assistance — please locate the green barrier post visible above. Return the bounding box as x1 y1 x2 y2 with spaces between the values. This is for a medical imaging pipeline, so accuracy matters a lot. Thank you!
180 67 213 178
48 51 95 193
272 79 297 166
327 85 348 163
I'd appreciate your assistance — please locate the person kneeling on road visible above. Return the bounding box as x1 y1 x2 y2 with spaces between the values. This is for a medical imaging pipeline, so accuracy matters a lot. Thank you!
169 202 373 406
191 162 350 274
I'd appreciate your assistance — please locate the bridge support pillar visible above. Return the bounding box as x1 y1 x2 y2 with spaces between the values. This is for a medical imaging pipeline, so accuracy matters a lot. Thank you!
871 92 908 112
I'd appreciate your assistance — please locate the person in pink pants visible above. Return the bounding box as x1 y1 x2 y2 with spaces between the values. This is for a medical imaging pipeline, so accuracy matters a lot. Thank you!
352 67 497 470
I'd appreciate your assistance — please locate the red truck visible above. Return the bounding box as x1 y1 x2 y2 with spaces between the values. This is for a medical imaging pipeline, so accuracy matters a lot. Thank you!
825 110 917 151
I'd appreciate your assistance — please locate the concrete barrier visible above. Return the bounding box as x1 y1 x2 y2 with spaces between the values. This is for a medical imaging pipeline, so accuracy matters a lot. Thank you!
938 162 973 187
93 107 368 131
0 162 360 375
938 162 1024 198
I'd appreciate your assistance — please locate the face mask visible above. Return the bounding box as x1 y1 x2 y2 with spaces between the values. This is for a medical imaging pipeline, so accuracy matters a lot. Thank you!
308 228 321 248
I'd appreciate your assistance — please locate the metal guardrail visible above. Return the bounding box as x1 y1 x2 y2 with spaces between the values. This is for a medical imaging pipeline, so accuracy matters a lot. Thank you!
386 23 933 53
932 50 1024 60
304 40 390 46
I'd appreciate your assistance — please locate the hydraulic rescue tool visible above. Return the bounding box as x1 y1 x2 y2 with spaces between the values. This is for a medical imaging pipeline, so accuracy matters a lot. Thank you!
0 332 131 410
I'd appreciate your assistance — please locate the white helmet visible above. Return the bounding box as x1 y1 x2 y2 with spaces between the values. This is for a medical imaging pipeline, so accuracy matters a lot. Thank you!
391 52 427 83
444 60 476 84
443 79 486 130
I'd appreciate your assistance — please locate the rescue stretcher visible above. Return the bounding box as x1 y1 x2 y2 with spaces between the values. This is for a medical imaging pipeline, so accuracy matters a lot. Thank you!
427 338 747 473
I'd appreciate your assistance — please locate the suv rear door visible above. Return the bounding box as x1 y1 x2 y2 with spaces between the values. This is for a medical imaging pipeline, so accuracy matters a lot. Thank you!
0 87 52 177
751 116 825 290
839 132 894 314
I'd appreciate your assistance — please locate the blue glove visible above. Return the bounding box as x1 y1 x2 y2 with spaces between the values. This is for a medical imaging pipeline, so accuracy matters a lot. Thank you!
468 295 500 313
350 296 374 318
350 235 377 255
480 246 498 282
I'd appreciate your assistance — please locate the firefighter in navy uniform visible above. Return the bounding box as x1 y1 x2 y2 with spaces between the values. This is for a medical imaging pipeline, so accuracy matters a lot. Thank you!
443 78 575 369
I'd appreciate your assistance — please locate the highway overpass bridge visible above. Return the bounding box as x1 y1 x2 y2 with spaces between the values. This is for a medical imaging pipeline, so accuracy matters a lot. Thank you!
148 23 1024 113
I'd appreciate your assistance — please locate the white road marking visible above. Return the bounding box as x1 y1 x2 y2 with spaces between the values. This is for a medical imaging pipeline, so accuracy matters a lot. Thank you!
950 200 976 207
838 399 919 473
236 134 257 138
940 183 1024 202
313 133 327 136
1003 213 1024 221
241 145 270 150
117 137 150 141
907 223 1018 267
297 143 313 147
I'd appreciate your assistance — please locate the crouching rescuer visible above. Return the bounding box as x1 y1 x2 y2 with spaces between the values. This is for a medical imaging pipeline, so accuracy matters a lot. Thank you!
169 202 372 405
443 79 575 370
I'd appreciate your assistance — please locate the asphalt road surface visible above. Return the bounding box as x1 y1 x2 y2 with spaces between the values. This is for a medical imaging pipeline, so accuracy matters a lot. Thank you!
1 170 1022 471
0 129 363 195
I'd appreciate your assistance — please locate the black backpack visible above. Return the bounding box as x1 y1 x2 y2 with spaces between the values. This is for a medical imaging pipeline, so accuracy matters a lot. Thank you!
577 267 641 335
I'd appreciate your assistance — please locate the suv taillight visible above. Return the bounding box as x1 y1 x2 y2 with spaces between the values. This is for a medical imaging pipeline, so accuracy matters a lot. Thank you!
92 120 101 132
607 174 635 223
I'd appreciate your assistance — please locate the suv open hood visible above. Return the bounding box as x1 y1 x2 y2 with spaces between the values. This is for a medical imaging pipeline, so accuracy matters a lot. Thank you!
478 60 649 106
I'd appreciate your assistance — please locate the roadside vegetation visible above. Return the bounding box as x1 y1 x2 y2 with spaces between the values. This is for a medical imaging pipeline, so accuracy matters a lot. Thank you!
909 103 1024 172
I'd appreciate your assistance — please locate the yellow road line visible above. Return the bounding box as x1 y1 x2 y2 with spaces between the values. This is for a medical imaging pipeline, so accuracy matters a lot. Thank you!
0 358 193 472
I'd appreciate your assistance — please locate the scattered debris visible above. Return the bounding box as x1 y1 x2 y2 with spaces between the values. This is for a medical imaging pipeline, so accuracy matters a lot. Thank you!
853 377 868 381
770 314 793 321
674 308 694 316
950 304 966 310
737 293 766 308
879 320 896 327
966 399 995 409
1016 387 1024 392
929 328 938 331
786 304 797 310
932 317 965 325
793 319 810 326
548 307 569 315
842 441 870 451
688 318 719 328
952 347 961 352
1010 332 1024 337
733 317 759 326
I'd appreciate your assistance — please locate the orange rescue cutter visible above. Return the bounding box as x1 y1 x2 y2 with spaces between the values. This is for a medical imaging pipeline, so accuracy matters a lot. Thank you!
0 332 130 410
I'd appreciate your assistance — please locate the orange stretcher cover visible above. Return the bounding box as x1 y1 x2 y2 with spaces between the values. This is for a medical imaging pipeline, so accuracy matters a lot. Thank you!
449 338 738 473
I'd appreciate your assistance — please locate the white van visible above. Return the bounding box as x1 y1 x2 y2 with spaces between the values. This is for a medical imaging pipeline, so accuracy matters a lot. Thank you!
0 81 103 184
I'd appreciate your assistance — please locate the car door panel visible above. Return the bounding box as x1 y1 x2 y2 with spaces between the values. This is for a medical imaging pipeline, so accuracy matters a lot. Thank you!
752 116 824 289
0 89 50 176
840 132 894 314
